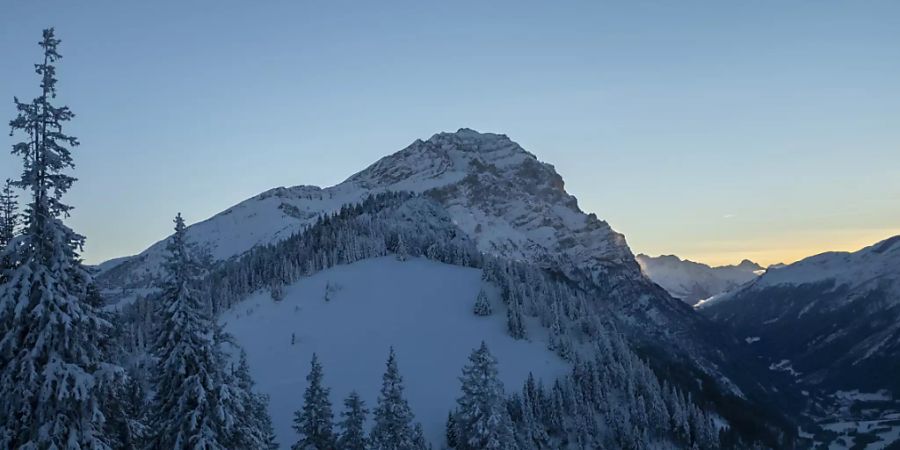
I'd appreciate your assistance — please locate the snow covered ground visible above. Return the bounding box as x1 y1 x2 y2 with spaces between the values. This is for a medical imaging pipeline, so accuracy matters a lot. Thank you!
221 257 569 448
819 414 900 450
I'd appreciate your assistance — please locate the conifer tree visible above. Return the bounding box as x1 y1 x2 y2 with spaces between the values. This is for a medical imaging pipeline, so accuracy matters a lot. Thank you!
370 348 420 450
455 342 518 450
473 287 492 316
395 234 408 261
506 298 526 340
337 391 369 450
446 411 459 448
0 179 16 248
519 373 549 448
293 353 336 450
0 28 120 449
105 374 148 450
234 352 279 449
149 213 239 449
412 423 430 450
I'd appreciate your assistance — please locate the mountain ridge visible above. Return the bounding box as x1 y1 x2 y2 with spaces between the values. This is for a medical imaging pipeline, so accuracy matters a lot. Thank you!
698 234 900 394
636 253 763 305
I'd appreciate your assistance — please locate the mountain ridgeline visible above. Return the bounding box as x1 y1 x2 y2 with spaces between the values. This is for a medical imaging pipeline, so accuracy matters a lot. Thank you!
699 236 900 394
636 254 763 305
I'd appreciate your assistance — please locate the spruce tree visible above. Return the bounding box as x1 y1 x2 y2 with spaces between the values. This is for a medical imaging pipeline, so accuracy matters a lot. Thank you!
395 234 408 261
473 287 492 316
234 352 279 449
149 213 239 449
370 348 420 450
446 411 459 448
337 391 368 450
105 374 148 450
506 298 526 340
455 342 518 450
412 423 430 450
293 353 336 450
0 179 16 248
0 28 120 449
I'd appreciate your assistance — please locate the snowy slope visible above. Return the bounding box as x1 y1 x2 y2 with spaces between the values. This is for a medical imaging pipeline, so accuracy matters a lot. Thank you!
220 257 569 448
698 235 900 394
636 254 762 305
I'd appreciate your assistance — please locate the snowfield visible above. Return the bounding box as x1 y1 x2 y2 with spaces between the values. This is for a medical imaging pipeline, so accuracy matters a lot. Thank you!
221 257 569 448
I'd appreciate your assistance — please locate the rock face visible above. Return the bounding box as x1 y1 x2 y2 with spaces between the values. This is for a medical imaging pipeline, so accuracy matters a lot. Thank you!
636 254 763 305
698 235 900 393
348 129 641 288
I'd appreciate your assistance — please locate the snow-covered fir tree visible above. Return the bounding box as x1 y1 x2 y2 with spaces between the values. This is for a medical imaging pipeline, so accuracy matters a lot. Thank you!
370 348 425 450
234 352 279 450
0 179 16 248
293 353 336 450
395 233 408 261
148 213 245 449
472 287 492 316
516 373 550 448
0 28 121 449
454 342 518 450
104 373 148 450
337 391 369 450
412 423 430 450
446 411 459 448
505 296 526 340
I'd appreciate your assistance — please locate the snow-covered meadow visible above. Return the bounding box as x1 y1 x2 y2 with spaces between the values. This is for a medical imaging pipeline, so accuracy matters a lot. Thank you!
222 257 569 447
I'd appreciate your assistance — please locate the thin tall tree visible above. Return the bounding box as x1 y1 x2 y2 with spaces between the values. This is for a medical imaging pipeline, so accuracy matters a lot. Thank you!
293 353 336 450
0 179 16 248
0 28 120 449
149 213 243 449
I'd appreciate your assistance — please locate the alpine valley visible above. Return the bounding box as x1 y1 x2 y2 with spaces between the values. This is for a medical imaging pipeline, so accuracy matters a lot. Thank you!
699 236 900 448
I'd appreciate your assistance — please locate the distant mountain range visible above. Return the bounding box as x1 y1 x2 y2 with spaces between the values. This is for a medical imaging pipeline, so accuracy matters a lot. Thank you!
636 254 763 305
698 235 900 395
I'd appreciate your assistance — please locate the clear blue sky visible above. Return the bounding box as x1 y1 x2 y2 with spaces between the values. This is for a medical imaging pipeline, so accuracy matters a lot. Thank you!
2 1 899 266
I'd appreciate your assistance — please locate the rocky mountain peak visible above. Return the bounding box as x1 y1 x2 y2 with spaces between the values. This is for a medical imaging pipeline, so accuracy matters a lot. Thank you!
345 128 548 193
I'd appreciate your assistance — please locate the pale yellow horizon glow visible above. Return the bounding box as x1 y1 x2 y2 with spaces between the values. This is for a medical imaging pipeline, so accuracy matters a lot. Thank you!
636 227 900 268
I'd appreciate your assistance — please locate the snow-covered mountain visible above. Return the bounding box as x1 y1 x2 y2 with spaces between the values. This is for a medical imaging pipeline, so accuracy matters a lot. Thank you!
636 254 763 305
100 129 797 447
99 129 635 293
698 235 900 394
99 129 719 381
